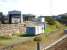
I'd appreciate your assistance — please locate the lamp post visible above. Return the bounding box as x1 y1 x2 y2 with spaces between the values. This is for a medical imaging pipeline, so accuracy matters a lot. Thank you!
34 36 42 50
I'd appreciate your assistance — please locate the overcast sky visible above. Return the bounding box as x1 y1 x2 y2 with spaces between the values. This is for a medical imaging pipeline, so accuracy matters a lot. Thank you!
0 0 67 16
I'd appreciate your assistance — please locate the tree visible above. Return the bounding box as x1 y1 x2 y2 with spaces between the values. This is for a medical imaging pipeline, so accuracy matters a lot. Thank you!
59 15 67 25
45 16 56 25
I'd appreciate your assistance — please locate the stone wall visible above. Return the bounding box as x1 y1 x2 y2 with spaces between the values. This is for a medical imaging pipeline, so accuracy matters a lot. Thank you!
0 23 26 36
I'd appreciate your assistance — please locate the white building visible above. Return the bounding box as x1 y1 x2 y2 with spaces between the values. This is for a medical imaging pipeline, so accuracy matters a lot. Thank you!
32 16 47 29
8 10 21 24
26 22 44 35
37 16 45 23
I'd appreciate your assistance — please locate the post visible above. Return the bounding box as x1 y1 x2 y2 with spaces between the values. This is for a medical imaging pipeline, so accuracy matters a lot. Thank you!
34 36 42 50
37 42 40 50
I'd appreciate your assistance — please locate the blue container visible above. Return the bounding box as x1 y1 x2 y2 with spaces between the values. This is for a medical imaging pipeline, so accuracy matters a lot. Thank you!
26 27 35 35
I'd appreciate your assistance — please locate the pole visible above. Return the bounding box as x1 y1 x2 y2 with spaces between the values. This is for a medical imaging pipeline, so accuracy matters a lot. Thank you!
37 42 40 50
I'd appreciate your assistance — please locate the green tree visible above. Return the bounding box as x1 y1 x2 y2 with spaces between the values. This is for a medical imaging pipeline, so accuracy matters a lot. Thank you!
59 15 67 25
61 16 67 22
45 16 56 25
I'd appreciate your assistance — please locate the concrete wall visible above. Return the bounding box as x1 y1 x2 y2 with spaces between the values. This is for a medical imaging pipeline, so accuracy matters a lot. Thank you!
0 23 26 36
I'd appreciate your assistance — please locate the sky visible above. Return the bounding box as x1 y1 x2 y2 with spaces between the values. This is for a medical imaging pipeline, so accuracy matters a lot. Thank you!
0 0 67 16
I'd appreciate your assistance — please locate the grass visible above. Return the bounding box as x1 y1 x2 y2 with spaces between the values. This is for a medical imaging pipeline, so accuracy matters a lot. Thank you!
0 36 32 46
0 36 11 40
44 27 54 33
44 25 57 33
0 36 18 45
44 21 62 33
0 21 63 50
64 26 67 29
11 28 64 50
0 29 64 50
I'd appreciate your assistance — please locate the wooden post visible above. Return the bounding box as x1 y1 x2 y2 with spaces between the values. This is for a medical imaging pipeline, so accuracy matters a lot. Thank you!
37 42 40 50
34 36 42 50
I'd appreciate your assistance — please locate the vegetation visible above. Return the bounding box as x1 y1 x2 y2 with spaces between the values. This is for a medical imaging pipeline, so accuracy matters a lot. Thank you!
44 20 62 34
0 35 35 46
6 29 63 50
0 36 11 40
0 16 64 50
34 36 42 42
45 16 56 25
64 26 67 29
58 15 67 25
61 16 67 22
44 16 63 34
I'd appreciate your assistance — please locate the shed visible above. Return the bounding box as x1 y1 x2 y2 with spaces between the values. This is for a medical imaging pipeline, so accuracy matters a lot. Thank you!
32 16 47 29
38 16 45 23
26 22 44 35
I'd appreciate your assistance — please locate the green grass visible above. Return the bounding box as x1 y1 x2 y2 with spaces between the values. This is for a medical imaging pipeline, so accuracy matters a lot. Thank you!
44 25 57 33
0 36 32 46
11 29 64 50
44 21 62 34
0 36 19 45
44 28 53 33
64 26 67 29
0 21 62 46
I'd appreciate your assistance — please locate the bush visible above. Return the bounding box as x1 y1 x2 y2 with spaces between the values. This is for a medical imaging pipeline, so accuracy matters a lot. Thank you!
45 16 56 25
0 36 11 40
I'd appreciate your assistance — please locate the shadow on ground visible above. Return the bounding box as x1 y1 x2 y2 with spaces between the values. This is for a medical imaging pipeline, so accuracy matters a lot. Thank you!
19 34 35 37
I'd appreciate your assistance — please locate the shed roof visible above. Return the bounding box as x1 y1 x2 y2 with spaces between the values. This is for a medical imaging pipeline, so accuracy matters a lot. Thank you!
23 14 35 17
26 22 44 27
8 10 21 14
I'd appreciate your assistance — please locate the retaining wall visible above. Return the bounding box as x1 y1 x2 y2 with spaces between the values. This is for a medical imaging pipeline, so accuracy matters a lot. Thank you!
0 23 26 36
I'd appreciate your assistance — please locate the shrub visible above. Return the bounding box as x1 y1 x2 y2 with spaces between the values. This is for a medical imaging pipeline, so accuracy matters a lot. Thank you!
0 36 11 40
45 16 56 25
